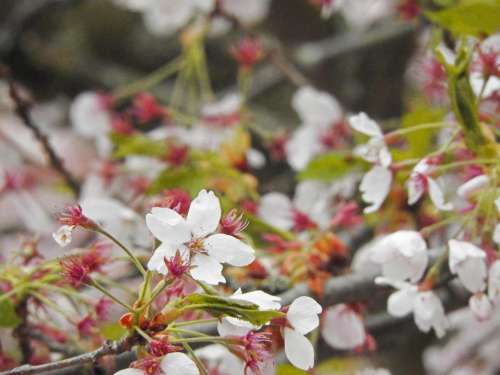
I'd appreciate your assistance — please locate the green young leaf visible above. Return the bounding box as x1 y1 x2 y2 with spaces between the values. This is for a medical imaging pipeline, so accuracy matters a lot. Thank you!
276 364 309 375
110 132 167 159
101 323 127 340
0 299 21 328
182 294 283 326
392 103 446 161
426 1 500 37
298 152 360 181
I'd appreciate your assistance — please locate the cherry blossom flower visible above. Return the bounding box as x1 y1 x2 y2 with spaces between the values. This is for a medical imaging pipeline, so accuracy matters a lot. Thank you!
220 0 271 25
349 113 392 213
448 240 487 294
370 230 428 283
493 198 500 244
376 277 449 338
285 86 343 170
321 304 366 350
114 352 199 375
143 0 214 36
70 92 113 157
407 158 453 211
279 296 322 370
53 205 97 247
349 112 391 168
146 189 255 284
257 180 337 232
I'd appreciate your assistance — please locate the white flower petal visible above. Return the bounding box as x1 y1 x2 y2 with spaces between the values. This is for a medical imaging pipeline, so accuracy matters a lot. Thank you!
449 240 487 293
321 304 366 350
349 112 383 138
258 192 294 230
413 291 448 338
113 369 144 375
292 86 342 126
488 260 500 300
469 294 492 321
360 166 392 214
190 253 225 285
493 224 500 245
428 177 453 211
387 287 418 317
186 190 221 237
457 175 490 199
285 124 322 171
70 92 111 138
284 328 315 370
146 207 191 244
217 317 254 337
231 289 281 310
160 352 199 375
204 233 255 266
287 296 322 335
372 230 428 283
147 243 188 275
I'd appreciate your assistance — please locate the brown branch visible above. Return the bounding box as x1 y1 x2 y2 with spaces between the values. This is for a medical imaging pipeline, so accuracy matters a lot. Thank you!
1 67 80 196
0 335 141 375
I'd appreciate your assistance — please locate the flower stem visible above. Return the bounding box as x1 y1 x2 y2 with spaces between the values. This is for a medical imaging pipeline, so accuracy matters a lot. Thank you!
90 279 132 311
95 227 146 276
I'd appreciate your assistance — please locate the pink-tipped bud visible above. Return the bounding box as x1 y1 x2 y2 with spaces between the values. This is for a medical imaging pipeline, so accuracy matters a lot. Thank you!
132 92 167 124
230 37 264 70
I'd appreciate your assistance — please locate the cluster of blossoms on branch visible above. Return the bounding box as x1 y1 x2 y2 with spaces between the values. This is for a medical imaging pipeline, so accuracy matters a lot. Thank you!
0 0 499 374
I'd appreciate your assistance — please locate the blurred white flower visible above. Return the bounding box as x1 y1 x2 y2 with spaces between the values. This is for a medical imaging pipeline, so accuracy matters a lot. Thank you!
370 230 428 283
376 277 449 338
321 304 366 350
448 240 487 294
359 165 392 214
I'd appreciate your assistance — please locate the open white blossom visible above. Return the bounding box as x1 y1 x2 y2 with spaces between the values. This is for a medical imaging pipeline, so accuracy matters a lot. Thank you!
286 86 343 170
350 112 391 168
321 304 366 350
448 240 487 294
70 92 112 157
407 158 453 211
370 230 428 283
146 189 255 284
376 277 449 338
283 296 322 370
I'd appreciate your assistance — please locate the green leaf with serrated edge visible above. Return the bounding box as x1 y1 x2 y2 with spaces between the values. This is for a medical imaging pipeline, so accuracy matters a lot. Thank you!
101 323 127 340
426 1 500 37
0 299 21 328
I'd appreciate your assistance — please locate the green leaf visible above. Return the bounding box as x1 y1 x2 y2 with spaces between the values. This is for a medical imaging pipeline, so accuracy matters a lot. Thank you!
426 1 500 37
182 294 283 326
276 364 309 375
298 152 360 181
0 299 21 328
392 103 446 161
101 323 127 340
110 133 167 158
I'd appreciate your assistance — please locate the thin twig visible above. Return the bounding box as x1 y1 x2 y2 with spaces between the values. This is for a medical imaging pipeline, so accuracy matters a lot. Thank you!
0 335 141 375
1 67 80 196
